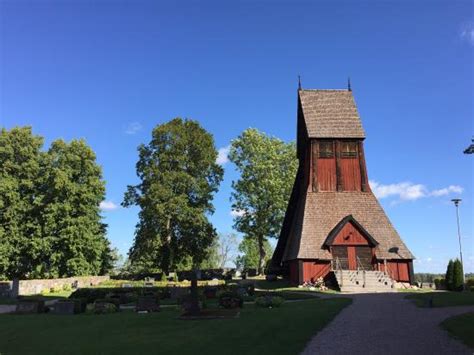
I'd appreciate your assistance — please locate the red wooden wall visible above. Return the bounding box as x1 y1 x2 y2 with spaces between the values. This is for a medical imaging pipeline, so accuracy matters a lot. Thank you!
378 260 411 282
340 158 361 191
316 158 336 191
311 140 365 192
302 260 331 282
288 260 298 284
331 222 370 245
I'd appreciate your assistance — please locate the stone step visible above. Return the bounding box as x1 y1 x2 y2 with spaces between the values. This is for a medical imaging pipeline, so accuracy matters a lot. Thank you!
333 270 396 293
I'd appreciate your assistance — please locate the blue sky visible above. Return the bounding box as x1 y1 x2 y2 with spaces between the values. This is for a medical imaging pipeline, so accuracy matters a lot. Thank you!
1 1 472 273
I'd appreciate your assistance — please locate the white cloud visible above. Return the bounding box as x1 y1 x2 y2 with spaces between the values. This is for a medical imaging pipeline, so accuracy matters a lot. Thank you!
460 22 474 45
230 209 246 217
216 145 230 165
370 180 463 202
125 122 142 135
370 181 426 201
430 185 463 197
100 201 119 211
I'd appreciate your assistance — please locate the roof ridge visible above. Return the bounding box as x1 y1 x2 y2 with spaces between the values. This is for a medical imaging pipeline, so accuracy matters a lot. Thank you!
299 89 349 92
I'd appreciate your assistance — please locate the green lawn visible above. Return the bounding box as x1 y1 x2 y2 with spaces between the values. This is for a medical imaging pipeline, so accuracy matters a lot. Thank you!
441 312 474 349
0 298 351 355
406 292 474 308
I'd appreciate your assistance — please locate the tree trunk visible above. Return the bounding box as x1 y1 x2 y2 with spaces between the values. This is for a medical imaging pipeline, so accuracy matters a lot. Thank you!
188 263 200 315
164 217 173 274
257 236 266 275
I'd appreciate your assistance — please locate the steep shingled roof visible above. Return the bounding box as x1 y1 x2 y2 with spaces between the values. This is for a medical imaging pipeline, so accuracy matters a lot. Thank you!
299 90 365 138
282 191 415 261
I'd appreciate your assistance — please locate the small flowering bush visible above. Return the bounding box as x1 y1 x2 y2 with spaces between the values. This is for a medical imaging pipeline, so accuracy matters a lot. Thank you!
301 277 327 291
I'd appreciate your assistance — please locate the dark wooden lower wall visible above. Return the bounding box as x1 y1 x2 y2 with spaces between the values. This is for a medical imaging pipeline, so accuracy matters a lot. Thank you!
286 259 413 285
286 259 332 284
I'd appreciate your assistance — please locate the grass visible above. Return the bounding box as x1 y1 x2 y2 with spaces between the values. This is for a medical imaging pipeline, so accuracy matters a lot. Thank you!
0 297 351 355
0 297 17 305
406 292 474 308
440 312 474 349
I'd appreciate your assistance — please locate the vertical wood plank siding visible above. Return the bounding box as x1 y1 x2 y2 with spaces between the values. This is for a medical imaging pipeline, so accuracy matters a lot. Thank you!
316 159 337 191
302 260 332 282
340 158 362 191
331 222 370 245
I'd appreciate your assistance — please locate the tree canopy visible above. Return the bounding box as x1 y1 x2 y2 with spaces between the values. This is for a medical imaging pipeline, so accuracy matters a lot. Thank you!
0 127 115 279
235 236 273 271
229 128 297 274
123 118 223 273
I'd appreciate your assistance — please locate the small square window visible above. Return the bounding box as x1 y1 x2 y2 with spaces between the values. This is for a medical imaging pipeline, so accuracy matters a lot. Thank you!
318 142 334 158
341 142 358 158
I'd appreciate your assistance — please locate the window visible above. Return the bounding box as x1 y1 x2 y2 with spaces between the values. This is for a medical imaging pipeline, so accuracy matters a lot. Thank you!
318 141 334 158
340 142 358 158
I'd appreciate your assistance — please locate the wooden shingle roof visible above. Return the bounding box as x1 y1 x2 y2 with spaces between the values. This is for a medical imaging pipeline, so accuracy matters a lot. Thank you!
282 191 415 261
299 89 365 139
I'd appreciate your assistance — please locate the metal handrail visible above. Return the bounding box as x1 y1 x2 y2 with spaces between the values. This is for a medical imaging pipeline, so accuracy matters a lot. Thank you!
333 257 343 287
356 256 366 287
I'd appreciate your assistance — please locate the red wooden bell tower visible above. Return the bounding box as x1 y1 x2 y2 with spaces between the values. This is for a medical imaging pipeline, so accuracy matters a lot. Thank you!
271 86 414 285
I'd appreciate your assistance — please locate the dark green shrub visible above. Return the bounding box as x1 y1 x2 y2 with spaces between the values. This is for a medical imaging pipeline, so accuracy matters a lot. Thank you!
255 295 284 308
218 291 243 309
93 302 117 314
434 278 446 290
453 259 464 291
445 260 455 291
95 298 120 308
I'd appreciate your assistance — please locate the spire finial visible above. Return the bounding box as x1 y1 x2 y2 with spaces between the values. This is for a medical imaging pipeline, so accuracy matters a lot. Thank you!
348 77 352 91
298 75 302 90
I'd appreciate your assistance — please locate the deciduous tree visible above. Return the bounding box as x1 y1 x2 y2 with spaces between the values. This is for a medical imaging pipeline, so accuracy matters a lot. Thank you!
123 118 223 273
235 236 273 271
0 127 115 279
229 128 297 274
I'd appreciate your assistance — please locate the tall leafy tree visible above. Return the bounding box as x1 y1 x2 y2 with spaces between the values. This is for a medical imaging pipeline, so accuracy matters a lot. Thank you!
235 236 273 271
0 127 115 279
41 139 113 277
0 127 44 279
123 118 223 273
229 128 297 274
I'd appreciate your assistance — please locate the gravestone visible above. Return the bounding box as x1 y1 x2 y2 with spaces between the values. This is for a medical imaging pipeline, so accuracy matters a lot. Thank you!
203 287 217 299
136 296 160 312
16 300 45 314
122 283 133 288
170 287 188 300
52 301 76 315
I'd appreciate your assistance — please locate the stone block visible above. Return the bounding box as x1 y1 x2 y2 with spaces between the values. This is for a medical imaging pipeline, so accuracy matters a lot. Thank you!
136 296 160 312
16 300 45 314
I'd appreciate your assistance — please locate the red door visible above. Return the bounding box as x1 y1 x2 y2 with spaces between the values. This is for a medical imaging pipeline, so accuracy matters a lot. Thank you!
348 247 357 270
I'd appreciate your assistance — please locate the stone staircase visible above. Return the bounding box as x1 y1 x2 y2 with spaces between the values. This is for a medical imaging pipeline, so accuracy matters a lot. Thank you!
333 270 396 293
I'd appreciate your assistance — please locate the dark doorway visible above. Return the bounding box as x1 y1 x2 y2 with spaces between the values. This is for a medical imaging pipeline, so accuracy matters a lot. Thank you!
355 246 372 270
332 246 348 269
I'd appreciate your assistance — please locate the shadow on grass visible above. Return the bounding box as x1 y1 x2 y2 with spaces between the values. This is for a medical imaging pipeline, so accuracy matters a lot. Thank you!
406 291 474 308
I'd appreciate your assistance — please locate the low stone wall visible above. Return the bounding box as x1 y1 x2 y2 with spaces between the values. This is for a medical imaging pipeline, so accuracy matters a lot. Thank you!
13 276 110 296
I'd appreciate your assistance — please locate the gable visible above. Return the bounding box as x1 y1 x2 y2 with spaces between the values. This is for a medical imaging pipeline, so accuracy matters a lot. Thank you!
323 215 378 247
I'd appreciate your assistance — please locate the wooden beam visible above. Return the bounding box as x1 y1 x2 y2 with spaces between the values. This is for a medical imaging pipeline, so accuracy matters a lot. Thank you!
358 141 369 192
336 140 342 191
312 141 318 192
298 260 304 285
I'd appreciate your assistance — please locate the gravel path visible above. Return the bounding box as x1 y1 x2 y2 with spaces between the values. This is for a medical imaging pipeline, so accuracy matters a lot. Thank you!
302 293 474 355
